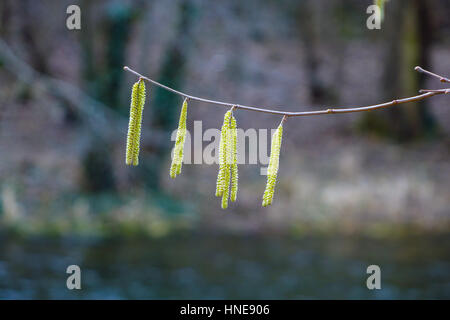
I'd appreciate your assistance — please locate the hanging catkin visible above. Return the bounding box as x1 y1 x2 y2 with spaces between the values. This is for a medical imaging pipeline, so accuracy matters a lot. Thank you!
262 122 283 207
230 115 238 202
170 98 188 178
215 110 232 198
221 115 234 209
221 160 231 209
126 79 146 166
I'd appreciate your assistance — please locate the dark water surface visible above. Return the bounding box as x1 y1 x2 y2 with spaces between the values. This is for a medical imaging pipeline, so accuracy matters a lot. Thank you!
0 233 449 299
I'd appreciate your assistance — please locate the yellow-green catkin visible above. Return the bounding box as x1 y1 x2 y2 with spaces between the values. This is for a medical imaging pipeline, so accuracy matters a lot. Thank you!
221 113 235 209
262 123 283 207
126 79 146 166
170 98 188 178
215 168 224 197
221 161 231 209
222 121 233 209
216 110 234 209
230 115 238 202
215 110 232 197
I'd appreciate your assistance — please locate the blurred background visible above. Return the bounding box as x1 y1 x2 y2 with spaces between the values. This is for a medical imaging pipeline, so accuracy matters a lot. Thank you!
0 0 449 299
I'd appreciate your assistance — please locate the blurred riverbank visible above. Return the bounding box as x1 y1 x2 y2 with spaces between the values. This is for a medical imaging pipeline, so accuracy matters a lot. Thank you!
1 232 449 299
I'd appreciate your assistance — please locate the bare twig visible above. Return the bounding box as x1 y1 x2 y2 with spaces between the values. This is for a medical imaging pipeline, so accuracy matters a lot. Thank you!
419 89 450 94
124 66 448 119
415 66 450 83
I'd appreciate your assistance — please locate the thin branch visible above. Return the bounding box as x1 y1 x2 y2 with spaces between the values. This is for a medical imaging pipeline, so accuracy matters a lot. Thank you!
415 66 450 83
124 66 448 118
419 89 450 94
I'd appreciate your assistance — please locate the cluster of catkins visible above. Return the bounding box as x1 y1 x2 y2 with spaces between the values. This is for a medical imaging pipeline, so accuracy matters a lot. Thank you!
125 80 284 208
215 109 238 209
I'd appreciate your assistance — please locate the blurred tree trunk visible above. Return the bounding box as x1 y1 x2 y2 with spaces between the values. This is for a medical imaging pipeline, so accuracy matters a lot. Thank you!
359 0 437 141
79 1 141 193
142 0 197 190
151 0 195 130
20 0 49 74
0 0 11 38
100 3 135 112
297 0 329 104
80 0 96 98
81 142 116 193
80 0 140 113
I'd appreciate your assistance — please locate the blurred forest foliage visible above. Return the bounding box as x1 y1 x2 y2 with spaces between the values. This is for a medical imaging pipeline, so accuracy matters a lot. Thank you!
0 0 449 237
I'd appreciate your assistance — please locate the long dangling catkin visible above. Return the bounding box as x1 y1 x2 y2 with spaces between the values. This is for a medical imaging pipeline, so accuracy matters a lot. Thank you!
230 115 238 202
215 110 232 198
220 110 239 209
221 159 231 209
221 114 234 209
170 98 188 178
126 79 146 166
262 122 283 207
215 168 224 197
